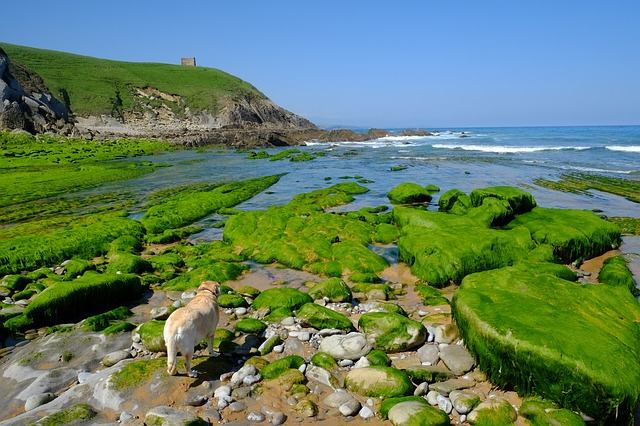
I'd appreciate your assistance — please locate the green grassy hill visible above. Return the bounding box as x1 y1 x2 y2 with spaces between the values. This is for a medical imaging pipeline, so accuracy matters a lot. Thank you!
1 43 266 117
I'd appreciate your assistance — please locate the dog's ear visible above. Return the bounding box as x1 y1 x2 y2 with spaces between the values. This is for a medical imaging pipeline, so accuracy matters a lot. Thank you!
199 280 220 295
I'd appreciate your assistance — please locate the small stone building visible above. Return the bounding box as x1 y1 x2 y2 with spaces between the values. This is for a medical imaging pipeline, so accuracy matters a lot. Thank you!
180 57 196 67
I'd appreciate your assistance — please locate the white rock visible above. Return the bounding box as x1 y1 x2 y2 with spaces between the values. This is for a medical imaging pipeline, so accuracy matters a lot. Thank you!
230 365 258 387
417 343 439 365
414 382 429 396
235 307 248 316
247 412 265 422
318 332 372 360
359 406 374 419
339 399 362 416
437 394 453 414
280 317 295 326
338 359 354 367
273 344 284 353
353 356 370 369
297 332 311 342
426 390 441 405
214 385 232 399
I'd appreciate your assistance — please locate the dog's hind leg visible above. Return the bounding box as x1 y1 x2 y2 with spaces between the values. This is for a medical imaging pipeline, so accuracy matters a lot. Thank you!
207 334 215 356
185 351 197 378
166 339 178 376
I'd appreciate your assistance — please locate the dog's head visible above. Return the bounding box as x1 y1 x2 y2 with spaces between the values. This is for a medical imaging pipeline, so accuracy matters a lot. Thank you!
197 281 220 297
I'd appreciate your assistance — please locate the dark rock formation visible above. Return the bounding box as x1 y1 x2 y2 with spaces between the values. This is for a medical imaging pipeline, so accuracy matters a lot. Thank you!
0 47 73 134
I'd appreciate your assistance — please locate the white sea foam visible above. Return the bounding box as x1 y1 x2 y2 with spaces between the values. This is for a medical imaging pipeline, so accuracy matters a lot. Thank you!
560 165 638 175
431 144 591 153
605 145 640 153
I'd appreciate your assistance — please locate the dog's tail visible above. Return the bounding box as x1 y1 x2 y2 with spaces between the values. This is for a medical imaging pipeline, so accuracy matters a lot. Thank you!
165 330 178 376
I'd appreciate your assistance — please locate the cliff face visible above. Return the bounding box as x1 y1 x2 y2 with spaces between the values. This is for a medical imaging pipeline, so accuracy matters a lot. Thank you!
0 43 315 139
0 47 74 134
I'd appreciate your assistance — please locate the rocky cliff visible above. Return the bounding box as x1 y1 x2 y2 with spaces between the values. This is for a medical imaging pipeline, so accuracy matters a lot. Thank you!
0 47 74 134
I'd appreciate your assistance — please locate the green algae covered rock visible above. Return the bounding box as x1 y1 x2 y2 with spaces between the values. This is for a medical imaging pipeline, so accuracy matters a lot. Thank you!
261 355 305 380
519 396 585 426
34 403 97 426
311 352 338 370
507 207 620 262
106 253 152 274
139 320 166 352
388 183 433 204
404 365 455 383
4 272 145 331
453 266 640 421
235 318 267 334
213 328 234 350
394 206 535 287
162 261 247 291
375 223 400 243
415 284 450 306
388 400 451 426
467 397 516 425
308 277 352 302
296 303 354 330
359 312 426 353
252 288 312 314
469 186 537 214
62 258 95 280
380 396 430 419
599 255 637 295
218 293 248 308
366 349 391 366
437 189 471 214
1 274 31 292
344 366 413 398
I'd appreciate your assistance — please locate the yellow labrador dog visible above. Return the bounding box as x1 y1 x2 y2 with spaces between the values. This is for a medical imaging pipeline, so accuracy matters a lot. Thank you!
164 281 220 377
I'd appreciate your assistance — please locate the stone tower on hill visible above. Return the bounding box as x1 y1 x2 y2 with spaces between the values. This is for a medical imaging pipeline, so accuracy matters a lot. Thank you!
181 57 196 67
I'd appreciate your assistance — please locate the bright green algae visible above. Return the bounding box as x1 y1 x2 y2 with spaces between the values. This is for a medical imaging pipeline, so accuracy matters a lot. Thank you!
534 172 640 204
358 312 426 352
452 265 640 421
141 174 282 234
598 256 637 296
387 182 432 204
224 183 388 278
296 303 354 330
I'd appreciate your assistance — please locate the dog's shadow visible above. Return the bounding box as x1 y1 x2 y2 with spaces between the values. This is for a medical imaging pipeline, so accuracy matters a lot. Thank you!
186 355 238 389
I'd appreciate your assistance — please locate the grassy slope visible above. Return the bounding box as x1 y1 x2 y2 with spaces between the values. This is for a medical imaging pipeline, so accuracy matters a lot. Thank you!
1 42 265 116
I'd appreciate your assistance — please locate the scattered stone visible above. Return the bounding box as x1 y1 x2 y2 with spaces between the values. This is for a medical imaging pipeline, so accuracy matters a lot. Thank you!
323 390 357 408
181 290 197 301
345 366 413 398
204 408 221 422
338 359 354 367
235 307 248 316
429 378 475 396
270 411 286 425
359 312 427 352
305 365 338 388
273 344 285 353
24 393 55 411
297 331 311 342
438 344 475 375
150 306 170 320
295 399 318 417
229 401 247 412
434 323 458 344
353 356 371 369
281 317 296 326
145 406 205 426
185 395 207 407
359 406 374 419
339 399 362 417
417 343 439 365
426 390 441 405
450 390 480 414
248 411 266 422
232 386 253 400
414 382 429 396
318 332 372 360
318 328 343 337
231 364 258 387
214 385 232 399
244 374 262 386
436 394 453 414
119 411 135 423
102 350 131 367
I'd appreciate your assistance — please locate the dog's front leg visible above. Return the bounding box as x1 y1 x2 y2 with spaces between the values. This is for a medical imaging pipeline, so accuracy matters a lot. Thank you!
207 336 215 356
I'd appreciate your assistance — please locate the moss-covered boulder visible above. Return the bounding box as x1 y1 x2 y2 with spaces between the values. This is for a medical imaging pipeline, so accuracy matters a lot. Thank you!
235 318 267 334
507 207 620 262
599 256 637 295
252 288 312 316
437 189 471 214
1 274 31 292
106 253 152 274
4 272 145 331
62 258 94 280
394 207 535 286
145 405 208 426
467 397 517 425
139 320 166 352
34 403 97 426
308 278 352 302
404 365 455 383
83 306 132 332
519 396 585 426
358 312 426 352
388 183 433 204
415 284 449 306
236 285 261 298
261 355 305 380
366 349 391 366
380 396 430 419
344 366 413 398
218 293 248 308
311 352 338 370
213 328 235 351
296 303 354 331
469 186 537 214
453 266 640 421
388 400 451 426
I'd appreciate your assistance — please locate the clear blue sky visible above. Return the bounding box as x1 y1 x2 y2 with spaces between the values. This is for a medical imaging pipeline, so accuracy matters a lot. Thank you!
2 1 639 128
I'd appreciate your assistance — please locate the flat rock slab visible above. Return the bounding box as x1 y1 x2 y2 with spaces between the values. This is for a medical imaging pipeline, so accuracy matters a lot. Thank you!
145 405 206 426
428 378 475 396
438 344 475 375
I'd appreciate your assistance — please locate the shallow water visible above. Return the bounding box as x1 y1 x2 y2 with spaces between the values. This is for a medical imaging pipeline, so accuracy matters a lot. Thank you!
89 125 640 218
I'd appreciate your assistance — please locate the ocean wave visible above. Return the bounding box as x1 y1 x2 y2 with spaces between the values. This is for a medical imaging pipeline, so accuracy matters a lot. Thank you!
560 165 638 175
606 145 640 153
431 144 591 153
375 135 430 141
